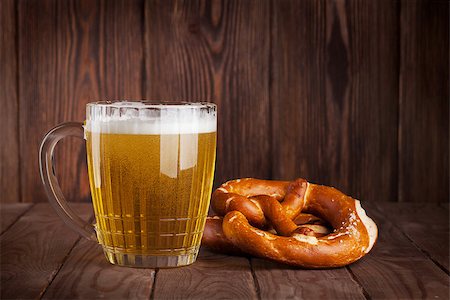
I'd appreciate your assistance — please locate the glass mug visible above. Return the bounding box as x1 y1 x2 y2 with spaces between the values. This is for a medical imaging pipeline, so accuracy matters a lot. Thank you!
39 101 217 268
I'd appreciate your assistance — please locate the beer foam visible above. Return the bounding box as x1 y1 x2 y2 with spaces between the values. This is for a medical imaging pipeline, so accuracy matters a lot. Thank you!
85 101 216 135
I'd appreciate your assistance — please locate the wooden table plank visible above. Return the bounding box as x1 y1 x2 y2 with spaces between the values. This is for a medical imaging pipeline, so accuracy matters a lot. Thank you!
252 258 365 300
0 203 33 234
349 257 449 300
43 239 154 299
153 248 258 299
348 203 449 299
376 203 449 226
0 203 92 299
1 203 448 299
375 202 449 271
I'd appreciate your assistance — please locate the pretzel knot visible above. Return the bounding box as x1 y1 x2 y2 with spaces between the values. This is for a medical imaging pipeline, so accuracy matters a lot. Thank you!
202 178 378 268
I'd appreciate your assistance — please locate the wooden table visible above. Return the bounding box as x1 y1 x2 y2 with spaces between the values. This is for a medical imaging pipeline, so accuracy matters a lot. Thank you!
1 202 448 299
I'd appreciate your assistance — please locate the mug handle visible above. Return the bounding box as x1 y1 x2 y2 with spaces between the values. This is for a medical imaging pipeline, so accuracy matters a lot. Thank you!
39 122 96 241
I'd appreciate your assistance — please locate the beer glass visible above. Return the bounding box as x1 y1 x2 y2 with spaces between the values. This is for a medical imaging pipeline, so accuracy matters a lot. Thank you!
39 101 217 268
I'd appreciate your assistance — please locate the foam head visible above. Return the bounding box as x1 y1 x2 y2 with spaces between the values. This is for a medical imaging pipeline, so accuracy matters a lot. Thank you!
85 101 217 135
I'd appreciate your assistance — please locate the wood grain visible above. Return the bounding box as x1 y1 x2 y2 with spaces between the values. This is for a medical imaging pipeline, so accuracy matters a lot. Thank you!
398 0 449 203
0 0 20 203
144 0 271 187
17 0 145 203
252 258 365 300
350 257 449 299
2 0 448 205
1 203 449 298
375 202 449 227
0 203 32 234
270 0 326 182
271 0 398 203
153 248 258 299
0 203 93 299
375 202 449 271
43 239 154 299
348 203 449 298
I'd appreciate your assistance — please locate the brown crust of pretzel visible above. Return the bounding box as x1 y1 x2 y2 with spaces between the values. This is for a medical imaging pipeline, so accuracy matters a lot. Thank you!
202 178 377 268
202 217 245 255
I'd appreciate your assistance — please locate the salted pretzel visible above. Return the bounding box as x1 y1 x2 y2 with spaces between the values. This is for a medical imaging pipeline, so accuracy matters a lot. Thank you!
202 178 378 268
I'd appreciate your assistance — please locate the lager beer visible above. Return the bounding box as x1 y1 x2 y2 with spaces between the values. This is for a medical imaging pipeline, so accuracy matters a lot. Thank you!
86 131 216 261
85 102 216 267
40 101 217 268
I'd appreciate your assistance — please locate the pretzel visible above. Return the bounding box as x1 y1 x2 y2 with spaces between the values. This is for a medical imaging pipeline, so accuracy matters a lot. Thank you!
202 178 378 268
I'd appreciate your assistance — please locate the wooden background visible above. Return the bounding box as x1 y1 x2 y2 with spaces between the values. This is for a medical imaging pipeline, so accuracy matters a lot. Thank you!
0 0 448 204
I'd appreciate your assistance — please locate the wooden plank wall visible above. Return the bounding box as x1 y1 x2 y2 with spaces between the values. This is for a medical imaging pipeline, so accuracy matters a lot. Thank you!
398 0 449 203
0 0 448 204
270 0 399 204
17 0 145 204
0 0 20 203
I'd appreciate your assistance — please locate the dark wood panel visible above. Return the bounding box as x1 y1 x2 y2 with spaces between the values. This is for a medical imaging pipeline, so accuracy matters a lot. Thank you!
18 0 145 203
0 203 32 234
270 0 326 183
252 258 365 300
375 202 449 271
2 0 448 205
398 0 449 203
0 0 20 203
43 239 154 299
341 0 399 202
153 248 258 299
144 0 271 187
348 203 449 298
271 0 398 203
0 203 92 299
